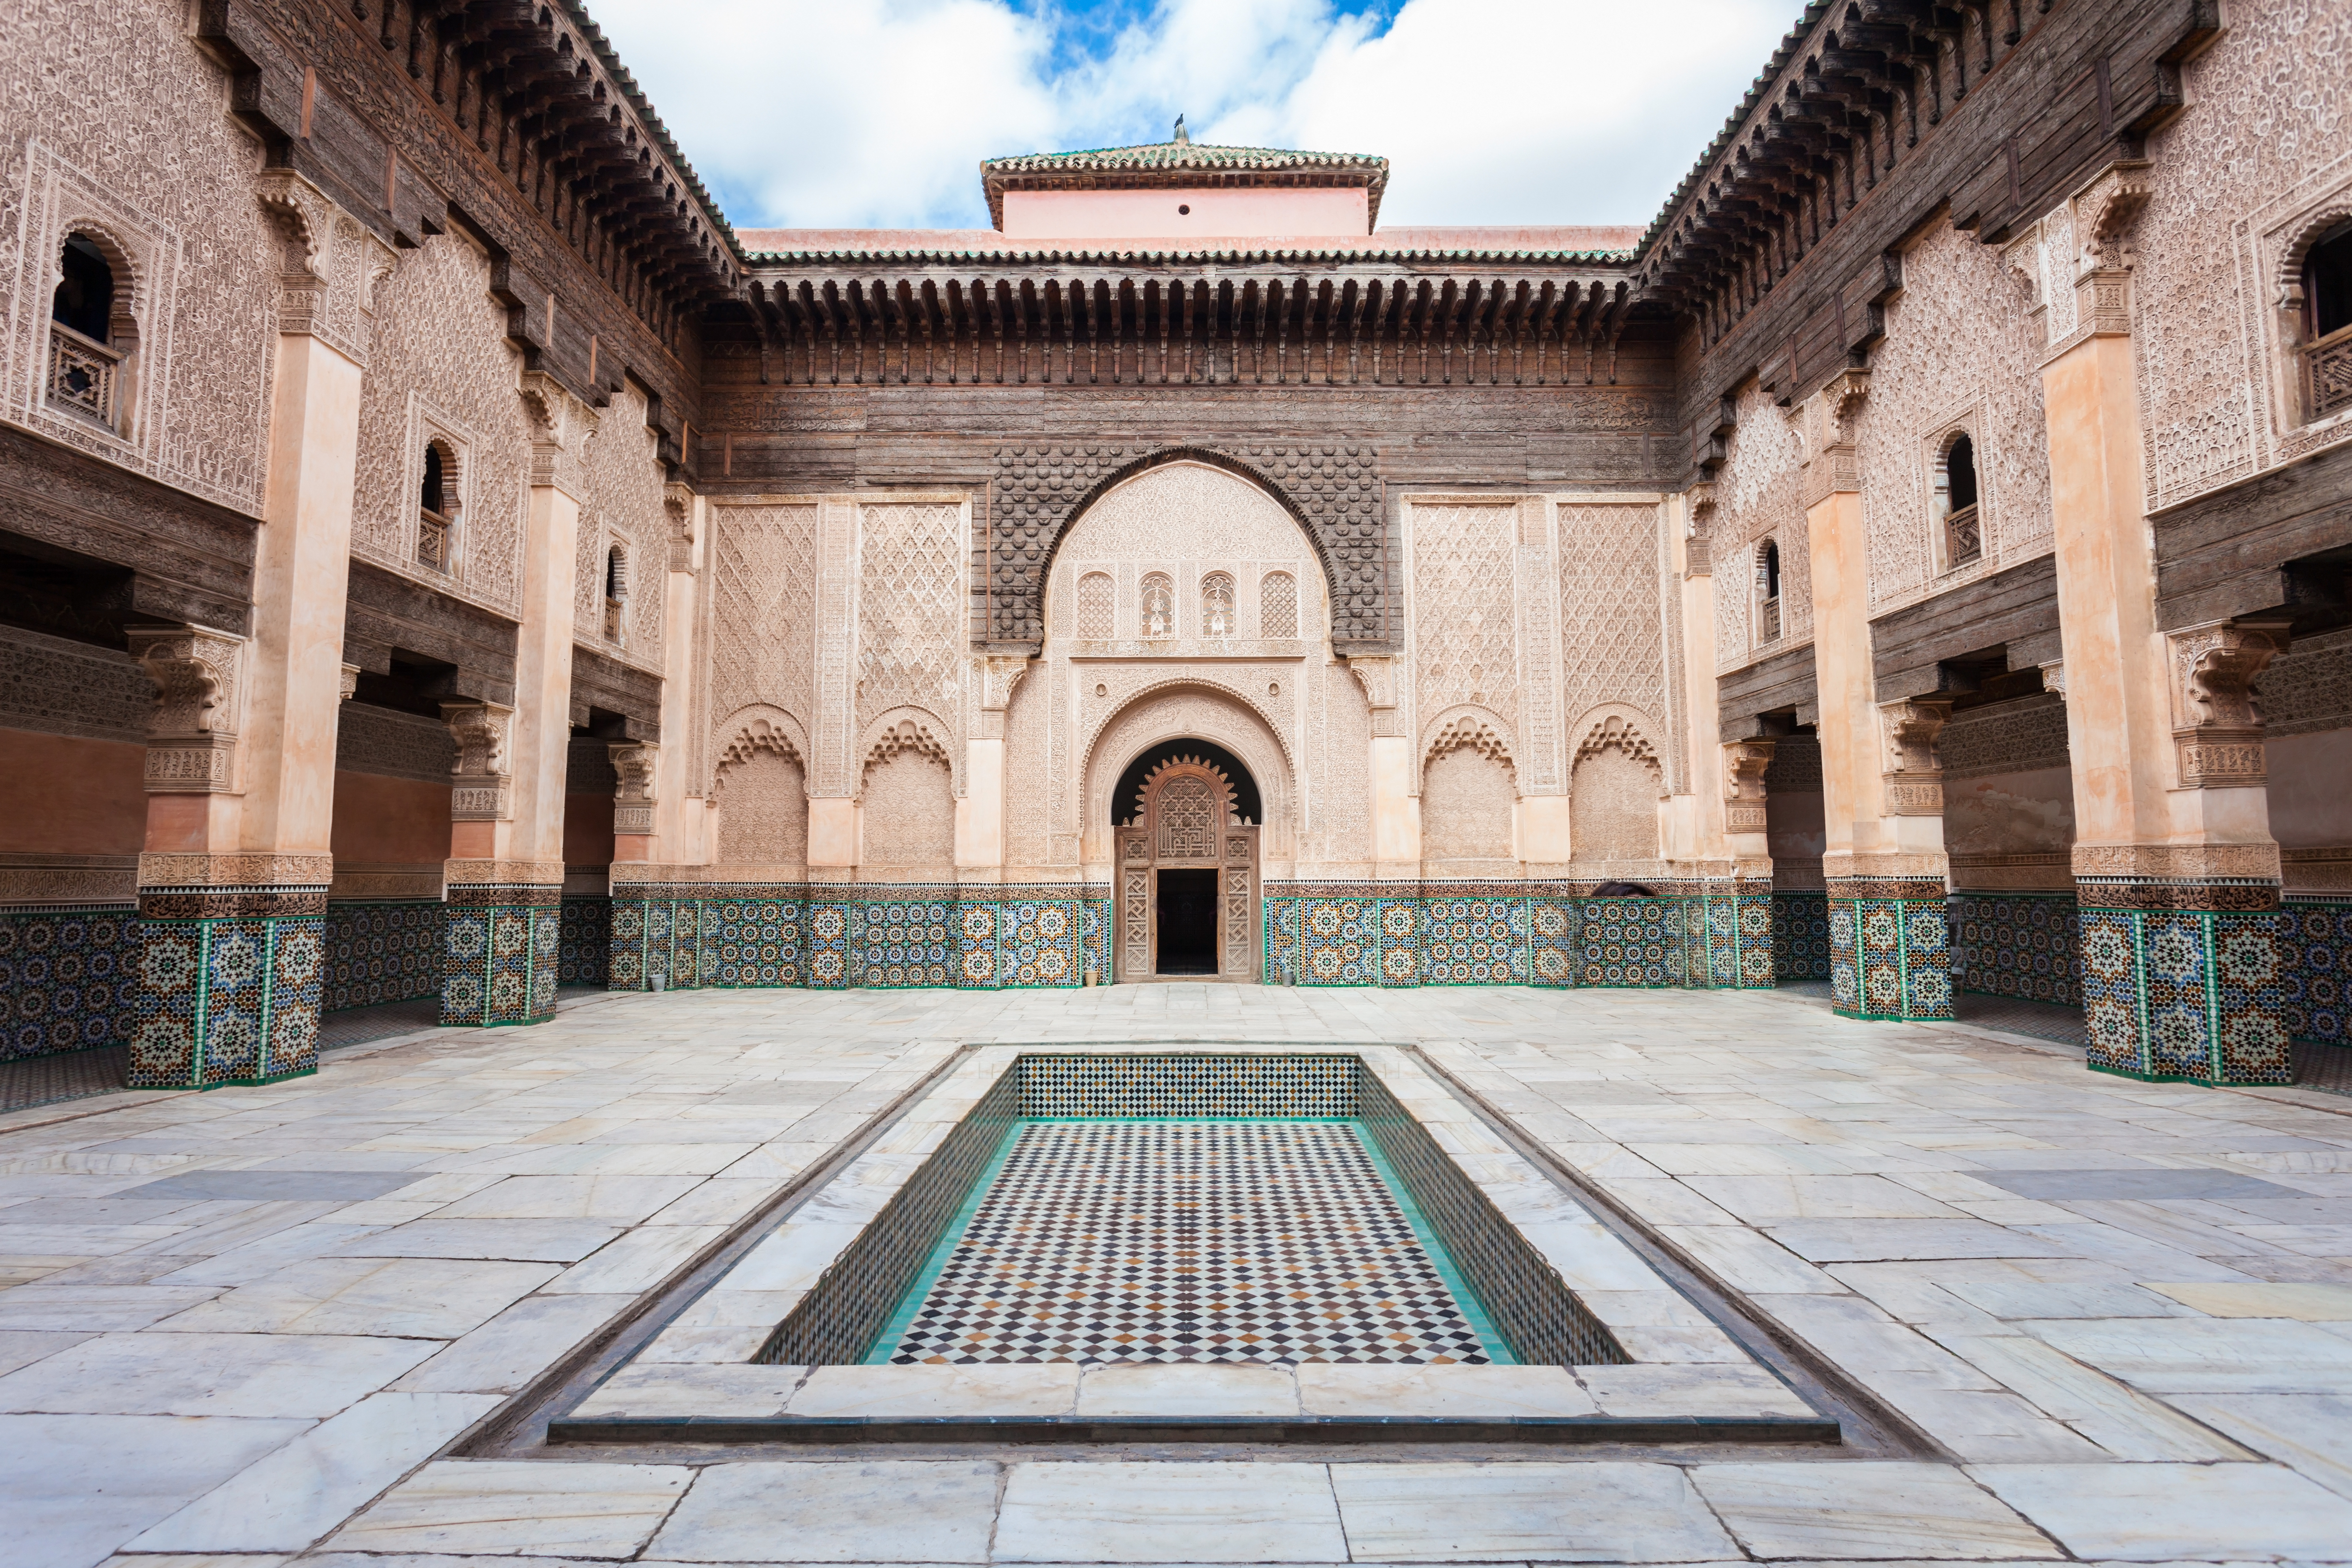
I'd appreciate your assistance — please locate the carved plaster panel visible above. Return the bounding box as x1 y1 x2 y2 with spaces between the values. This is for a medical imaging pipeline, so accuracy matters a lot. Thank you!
1711 377 1810 670
124 622 245 794
572 382 667 673
1409 500 1518 761
609 740 657 835
1556 499 1669 792
441 700 514 822
2167 618 2291 787
1878 696 1953 817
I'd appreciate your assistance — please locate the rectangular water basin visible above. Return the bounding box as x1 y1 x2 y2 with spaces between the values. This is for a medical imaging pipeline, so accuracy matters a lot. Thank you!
553 1047 1834 1443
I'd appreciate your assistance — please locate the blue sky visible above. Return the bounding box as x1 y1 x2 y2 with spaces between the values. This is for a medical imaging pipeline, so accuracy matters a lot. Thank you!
585 0 1799 233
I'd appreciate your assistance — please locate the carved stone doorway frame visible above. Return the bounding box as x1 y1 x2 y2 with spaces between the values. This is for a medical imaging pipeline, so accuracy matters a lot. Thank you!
1117 755 1261 983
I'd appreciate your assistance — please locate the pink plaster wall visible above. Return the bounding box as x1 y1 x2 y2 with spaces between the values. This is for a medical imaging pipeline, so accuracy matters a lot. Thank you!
1001 187 1368 240
328 771 453 864
0 729 145 855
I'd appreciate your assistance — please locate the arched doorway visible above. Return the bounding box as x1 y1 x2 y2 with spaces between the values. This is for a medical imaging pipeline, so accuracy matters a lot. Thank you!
1117 751 1259 982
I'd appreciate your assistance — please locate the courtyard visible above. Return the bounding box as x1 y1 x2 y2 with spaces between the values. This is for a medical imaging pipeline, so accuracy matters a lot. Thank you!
5 981 2352 1565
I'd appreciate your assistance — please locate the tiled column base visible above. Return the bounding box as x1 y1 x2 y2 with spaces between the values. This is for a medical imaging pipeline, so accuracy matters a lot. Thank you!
2079 887 2295 1084
441 886 560 1026
1828 879 1954 1021
130 884 328 1088
609 887 710 993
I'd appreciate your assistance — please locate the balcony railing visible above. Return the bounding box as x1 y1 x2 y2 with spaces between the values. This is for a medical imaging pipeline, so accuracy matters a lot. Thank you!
1760 595 1781 642
603 598 625 643
47 322 122 428
2307 324 2352 421
1945 503 1981 567
417 509 452 573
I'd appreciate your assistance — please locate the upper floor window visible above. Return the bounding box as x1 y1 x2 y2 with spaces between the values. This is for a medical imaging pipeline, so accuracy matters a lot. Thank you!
1935 432 1981 568
604 544 630 644
48 233 124 429
1200 572 1236 637
417 439 459 573
1757 540 1782 643
1260 571 1297 639
1076 571 1113 639
1140 573 1174 639
2301 219 2352 421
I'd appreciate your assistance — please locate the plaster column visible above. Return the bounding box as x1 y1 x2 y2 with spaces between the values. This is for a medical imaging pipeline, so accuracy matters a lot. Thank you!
2033 162 2294 1084
438 373 591 1025
1680 488 1775 990
1348 655 1419 873
960 656 1029 877
1801 372 1955 1021
127 173 390 1090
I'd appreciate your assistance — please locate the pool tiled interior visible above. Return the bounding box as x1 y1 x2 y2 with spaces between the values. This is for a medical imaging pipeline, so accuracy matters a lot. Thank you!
879 1119 1507 1365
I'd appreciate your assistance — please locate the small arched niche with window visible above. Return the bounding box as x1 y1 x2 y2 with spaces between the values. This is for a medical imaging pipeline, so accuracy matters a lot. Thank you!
1756 540 1782 644
417 438 461 573
2297 219 2352 422
48 232 132 431
1140 572 1175 640
603 543 630 646
1933 431 1982 570
1200 572 1237 638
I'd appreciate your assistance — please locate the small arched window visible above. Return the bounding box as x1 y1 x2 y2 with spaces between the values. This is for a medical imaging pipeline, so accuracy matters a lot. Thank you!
1260 571 1297 638
603 544 629 644
1200 572 1236 637
417 439 459 573
1937 433 1981 567
2300 219 2352 420
48 233 124 427
1076 571 1113 639
1140 573 1174 639
1757 541 1782 642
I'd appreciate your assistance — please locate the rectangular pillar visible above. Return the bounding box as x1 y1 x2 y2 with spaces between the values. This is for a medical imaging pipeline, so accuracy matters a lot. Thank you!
1800 374 1953 1021
2031 165 2294 1083
129 175 388 1088
438 374 588 1026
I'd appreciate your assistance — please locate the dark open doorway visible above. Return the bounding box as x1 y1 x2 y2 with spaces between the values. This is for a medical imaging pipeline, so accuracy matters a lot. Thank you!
1156 869 1220 975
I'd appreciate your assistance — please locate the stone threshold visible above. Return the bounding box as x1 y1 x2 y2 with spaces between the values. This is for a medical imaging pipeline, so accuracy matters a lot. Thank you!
549 1413 1840 1446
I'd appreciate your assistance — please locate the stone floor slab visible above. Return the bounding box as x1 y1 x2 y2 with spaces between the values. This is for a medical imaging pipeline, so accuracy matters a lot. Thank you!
1329 1460 1740 1561
1969 1462 2352 1561
1691 1461 2058 1559
324 1459 691 1558
645 1460 999 1562
996 1461 1346 1563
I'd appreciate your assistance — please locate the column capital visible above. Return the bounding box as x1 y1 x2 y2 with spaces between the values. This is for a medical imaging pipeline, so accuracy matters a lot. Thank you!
254 169 396 364
2167 616 2291 787
610 740 658 836
1344 654 1405 737
663 481 699 572
441 700 515 821
125 623 245 794
518 371 599 500
1723 738 1774 836
1878 695 1952 817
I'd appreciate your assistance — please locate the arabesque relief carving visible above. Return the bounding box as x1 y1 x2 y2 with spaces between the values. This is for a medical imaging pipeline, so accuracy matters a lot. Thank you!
2168 619 2291 787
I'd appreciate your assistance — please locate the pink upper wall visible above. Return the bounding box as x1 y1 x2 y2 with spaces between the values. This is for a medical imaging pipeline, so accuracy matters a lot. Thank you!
738 222 1640 255
1002 186 1368 240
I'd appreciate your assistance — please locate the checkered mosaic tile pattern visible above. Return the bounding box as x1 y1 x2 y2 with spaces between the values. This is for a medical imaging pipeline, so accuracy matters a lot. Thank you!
885 1120 1498 1365
1021 1054 1358 1118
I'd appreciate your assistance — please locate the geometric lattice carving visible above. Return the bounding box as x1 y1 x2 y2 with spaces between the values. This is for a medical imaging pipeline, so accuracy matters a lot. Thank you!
858 502 964 737
711 504 818 731
1413 504 1518 727
1260 571 1298 638
1557 503 1666 736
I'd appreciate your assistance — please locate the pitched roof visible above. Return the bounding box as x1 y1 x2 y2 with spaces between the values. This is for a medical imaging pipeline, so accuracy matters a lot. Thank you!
980 139 1391 229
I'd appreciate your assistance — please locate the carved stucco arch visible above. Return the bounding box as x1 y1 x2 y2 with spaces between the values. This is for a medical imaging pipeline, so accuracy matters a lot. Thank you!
991 443 1385 651
50 219 148 332
707 704 809 798
1416 704 1516 794
1569 704 1668 799
854 706 958 799
2275 198 2352 309
1080 681 1297 864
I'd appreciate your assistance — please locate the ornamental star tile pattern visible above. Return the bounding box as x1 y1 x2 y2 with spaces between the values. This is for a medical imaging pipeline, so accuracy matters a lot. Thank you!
886 1120 1496 1364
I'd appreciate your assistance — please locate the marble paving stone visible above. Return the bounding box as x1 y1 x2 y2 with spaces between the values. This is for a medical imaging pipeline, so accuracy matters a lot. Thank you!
121 1171 426 1202
995 1461 1347 1563
646 1175 791 1226
571 1364 807 1419
1572 1363 1818 1418
0 1283 224 1331
1684 1176 1970 1221
391 1294 635 1394
1295 1363 1597 1417
0 1330 436 1416
645 1460 1000 1563
1658 1225 1843 1292
2025 1318 2352 1393
328 1219 623 1261
325 1459 691 1558
0 1328 91 1376
1969 1462 2352 1561
1767 1220 2068 1262
1329 1460 1741 1562
544 1225 723 1294
716 1220 861 1295
428 1175 704 1222
0 1413 309 1568
1075 1362 1301 1416
629 1323 772 1364
1938 1334 2259 1461
787 1363 1081 1418
150 1256 559 1338
1973 1169 2305 1202
126 1390 500 1553
149 1223 392 1287
1691 1461 2059 1559
2146 1282 2352 1319
2172 1395 2352 1499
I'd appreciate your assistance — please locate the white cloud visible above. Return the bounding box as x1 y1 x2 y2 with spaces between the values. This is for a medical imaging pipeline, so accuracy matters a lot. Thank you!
586 0 1795 231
